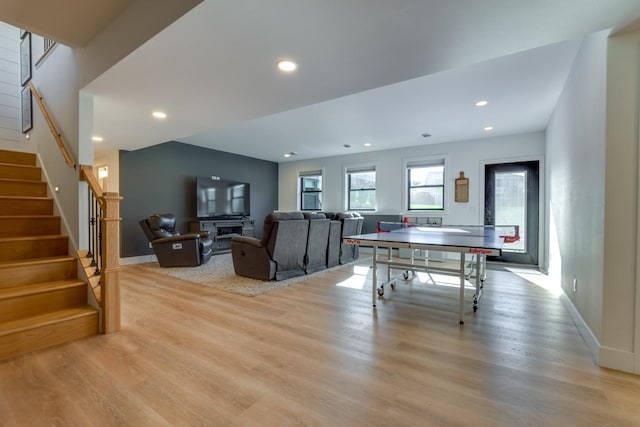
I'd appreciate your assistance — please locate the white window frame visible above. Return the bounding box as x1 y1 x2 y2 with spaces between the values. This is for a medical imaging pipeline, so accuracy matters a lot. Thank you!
345 166 377 211
402 155 448 214
298 170 323 211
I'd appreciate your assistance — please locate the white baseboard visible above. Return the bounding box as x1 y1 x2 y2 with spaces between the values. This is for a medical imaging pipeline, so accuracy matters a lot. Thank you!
559 292 637 374
599 346 635 373
559 292 600 365
120 254 156 265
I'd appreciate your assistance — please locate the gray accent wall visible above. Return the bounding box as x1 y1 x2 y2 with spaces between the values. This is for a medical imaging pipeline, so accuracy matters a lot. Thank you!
120 141 278 258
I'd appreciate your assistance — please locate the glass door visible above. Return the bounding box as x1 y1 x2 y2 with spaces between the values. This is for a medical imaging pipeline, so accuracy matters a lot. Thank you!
484 161 539 265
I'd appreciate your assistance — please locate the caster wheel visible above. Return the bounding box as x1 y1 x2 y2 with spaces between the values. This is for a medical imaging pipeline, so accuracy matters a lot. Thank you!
473 306 478 313
391 283 396 290
402 272 409 280
377 287 384 297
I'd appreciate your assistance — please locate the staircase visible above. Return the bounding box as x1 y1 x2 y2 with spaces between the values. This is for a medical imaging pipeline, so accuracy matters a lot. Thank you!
0 149 98 360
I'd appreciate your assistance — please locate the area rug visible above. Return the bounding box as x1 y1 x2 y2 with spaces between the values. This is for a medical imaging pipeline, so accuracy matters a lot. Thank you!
136 253 367 297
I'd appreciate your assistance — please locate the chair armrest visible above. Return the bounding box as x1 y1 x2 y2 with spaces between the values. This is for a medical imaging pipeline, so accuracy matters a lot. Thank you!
231 237 274 280
153 234 200 244
231 236 263 249
197 231 211 238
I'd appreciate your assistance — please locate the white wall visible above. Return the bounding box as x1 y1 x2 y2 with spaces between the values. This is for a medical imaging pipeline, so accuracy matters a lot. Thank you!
546 31 608 351
0 22 21 149
546 27 640 374
19 0 201 250
602 27 640 374
279 131 545 228
94 149 120 193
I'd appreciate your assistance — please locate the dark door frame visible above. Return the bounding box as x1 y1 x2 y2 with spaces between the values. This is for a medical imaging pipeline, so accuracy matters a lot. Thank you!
482 159 542 266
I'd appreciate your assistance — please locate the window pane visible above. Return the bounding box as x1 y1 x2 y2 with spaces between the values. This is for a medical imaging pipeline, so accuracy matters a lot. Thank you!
410 165 443 186
409 187 443 210
302 176 322 191
349 189 375 210
348 171 375 210
495 171 526 252
349 171 375 189
302 193 322 210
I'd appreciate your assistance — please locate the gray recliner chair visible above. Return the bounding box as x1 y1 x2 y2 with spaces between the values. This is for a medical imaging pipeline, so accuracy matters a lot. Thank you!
139 213 213 267
231 212 310 280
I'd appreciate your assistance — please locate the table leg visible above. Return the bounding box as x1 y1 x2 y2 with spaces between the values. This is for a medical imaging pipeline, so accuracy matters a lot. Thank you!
459 254 465 324
372 246 377 307
481 254 487 284
473 255 481 312
387 247 392 282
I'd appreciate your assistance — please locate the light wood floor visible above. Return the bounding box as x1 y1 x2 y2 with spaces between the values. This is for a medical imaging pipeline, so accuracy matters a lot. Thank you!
1 259 640 426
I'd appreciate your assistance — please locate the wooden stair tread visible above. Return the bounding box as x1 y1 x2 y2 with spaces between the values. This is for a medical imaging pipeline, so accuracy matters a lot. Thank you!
0 177 45 184
0 150 36 166
0 234 67 243
0 306 98 336
0 279 85 300
0 215 60 219
0 162 39 169
0 195 51 201
0 255 74 268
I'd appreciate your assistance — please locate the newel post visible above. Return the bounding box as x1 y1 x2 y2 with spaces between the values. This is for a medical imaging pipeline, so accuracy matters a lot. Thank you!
100 192 123 333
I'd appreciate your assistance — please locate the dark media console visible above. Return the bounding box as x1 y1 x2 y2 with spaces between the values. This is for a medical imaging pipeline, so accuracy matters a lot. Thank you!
189 218 254 254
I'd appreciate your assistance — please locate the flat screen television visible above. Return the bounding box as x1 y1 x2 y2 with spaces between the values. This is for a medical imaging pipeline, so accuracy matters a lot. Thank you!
196 177 250 218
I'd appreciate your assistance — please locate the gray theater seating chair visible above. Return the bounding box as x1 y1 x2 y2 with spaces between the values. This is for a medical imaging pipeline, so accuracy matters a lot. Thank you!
302 212 331 273
320 212 363 265
326 219 342 268
139 213 213 267
331 212 364 264
231 212 309 280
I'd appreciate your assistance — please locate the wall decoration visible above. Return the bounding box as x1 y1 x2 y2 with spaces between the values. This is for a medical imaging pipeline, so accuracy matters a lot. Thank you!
21 86 32 133
20 33 31 86
455 171 469 202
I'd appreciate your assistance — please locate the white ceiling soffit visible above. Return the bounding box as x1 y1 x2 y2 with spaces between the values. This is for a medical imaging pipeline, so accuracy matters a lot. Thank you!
0 0 134 47
179 38 583 162
85 0 640 161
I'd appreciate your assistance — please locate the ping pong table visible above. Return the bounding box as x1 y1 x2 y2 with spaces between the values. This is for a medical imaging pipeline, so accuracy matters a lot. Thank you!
343 224 516 324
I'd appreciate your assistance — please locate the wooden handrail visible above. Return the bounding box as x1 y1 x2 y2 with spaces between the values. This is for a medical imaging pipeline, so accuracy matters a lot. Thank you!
79 165 103 200
28 81 75 168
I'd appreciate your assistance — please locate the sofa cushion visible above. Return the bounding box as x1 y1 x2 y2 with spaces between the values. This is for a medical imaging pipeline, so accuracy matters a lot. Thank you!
303 212 326 220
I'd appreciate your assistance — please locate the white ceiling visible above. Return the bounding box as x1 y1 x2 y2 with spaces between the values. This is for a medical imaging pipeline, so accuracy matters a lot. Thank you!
85 0 640 163
0 0 135 47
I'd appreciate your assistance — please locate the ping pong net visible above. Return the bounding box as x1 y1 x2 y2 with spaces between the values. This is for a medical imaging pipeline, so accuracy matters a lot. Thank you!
376 221 520 243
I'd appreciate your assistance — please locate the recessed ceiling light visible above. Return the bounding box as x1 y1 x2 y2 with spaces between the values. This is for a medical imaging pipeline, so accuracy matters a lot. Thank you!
92 136 103 142
152 111 167 119
364 143 371 147
476 100 489 107
276 59 297 72
484 126 494 131
284 152 297 158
